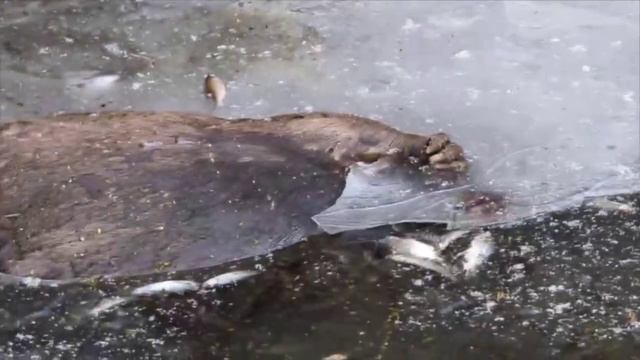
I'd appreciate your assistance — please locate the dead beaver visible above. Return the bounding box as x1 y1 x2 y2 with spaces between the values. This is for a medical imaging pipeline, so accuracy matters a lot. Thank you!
0 111 467 281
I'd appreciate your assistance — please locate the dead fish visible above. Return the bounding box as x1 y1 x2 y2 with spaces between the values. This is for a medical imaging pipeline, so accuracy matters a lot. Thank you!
201 270 260 289
322 354 349 360
88 296 130 317
0 273 67 288
382 236 442 262
66 71 119 91
435 230 469 251
131 280 199 297
586 198 636 214
381 236 454 279
387 254 455 279
459 232 494 275
204 73 226 106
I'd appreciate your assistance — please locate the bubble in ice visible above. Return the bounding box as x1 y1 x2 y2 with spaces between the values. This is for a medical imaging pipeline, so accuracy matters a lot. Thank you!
401 18 422 33
568 44 587 53
452 50 472 59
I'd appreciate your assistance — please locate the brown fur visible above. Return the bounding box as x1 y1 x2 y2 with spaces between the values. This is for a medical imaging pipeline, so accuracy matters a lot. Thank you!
0 111 466 280
214 112 439 166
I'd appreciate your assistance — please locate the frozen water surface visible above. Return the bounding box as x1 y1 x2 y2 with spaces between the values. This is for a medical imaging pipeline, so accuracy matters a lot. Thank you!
1 0 637 227
0 0 639 358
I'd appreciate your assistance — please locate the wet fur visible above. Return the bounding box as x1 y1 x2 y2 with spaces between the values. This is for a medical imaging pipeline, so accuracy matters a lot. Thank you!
0 111 461 280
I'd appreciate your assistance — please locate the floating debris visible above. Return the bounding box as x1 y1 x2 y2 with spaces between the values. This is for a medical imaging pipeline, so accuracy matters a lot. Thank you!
131 280 199 297
201 270 260 289
204 74 226 106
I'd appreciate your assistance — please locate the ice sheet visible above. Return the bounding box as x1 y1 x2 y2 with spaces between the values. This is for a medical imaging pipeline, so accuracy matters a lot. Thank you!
313 146 640 233
1 0 638 232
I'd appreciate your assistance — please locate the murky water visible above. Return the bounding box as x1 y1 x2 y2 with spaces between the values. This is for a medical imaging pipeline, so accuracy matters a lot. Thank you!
1 197 639 358
1 0 639 358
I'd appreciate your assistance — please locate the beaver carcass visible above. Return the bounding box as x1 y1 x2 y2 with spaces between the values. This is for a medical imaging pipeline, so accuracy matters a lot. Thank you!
0 111 467 280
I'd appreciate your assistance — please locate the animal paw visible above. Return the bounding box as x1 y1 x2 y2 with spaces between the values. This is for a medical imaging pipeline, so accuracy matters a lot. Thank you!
423 133 468 171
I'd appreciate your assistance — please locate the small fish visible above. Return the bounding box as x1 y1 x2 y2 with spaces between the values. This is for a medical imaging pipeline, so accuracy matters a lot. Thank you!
88 296 130 317
204 74 226 106
381 236 454 279
201 270 260 289
131 280 199 297
0 273 70 288
387 254 455 279
382 236 442 261
460 232 494 275
68 72 120 91
21 276 43 288
435 230 469 251
323 354 349 360
587 198 636 214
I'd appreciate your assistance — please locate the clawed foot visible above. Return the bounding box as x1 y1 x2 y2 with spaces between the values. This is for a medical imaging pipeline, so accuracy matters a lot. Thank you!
354 132 468 172
422 133 468 172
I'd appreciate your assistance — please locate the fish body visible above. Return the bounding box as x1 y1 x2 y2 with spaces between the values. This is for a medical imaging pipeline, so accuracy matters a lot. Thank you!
461 232 494 275
131 280 199 297
89 296 129 317
204 74 226 106
201 270 260 289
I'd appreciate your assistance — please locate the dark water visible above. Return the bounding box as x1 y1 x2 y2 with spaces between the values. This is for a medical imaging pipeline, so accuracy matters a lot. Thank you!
1 1 639 358
1 195 639 359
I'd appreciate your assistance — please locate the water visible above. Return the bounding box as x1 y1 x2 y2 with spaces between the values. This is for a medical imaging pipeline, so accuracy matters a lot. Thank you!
1 200 639 358
1 0 639 358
